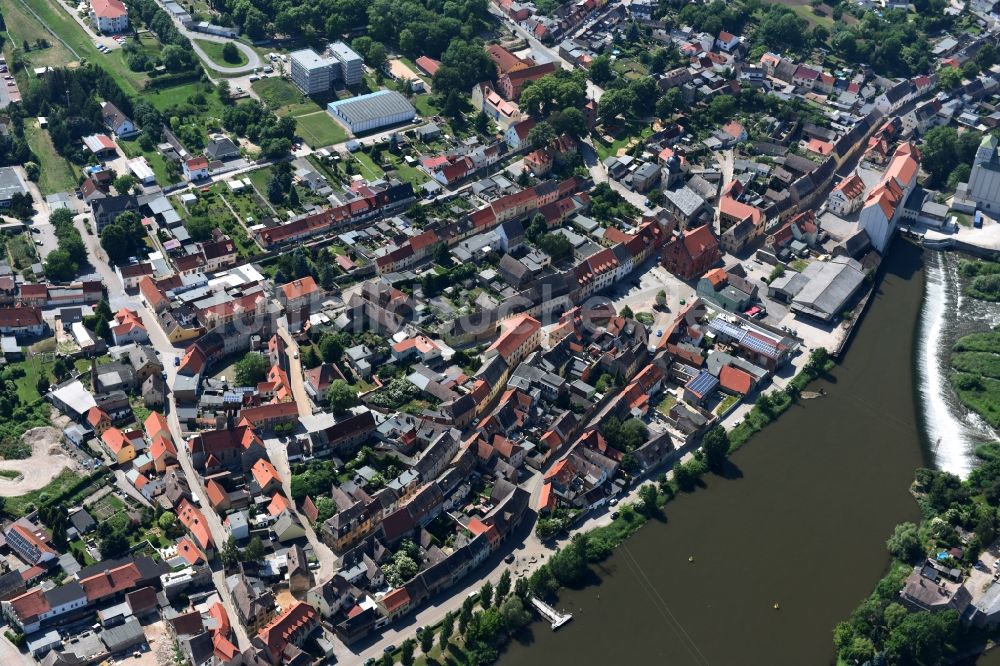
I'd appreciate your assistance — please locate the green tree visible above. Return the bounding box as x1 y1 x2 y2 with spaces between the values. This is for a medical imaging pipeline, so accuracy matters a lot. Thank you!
883 610 958 665
655 290 667 308
233 352 268 386
244 535 264 561
35 374 49 396
499 595 532 631
805 347 830 375
157 511 176 531
99 531 129 558
638 483 659 515
43 249 78 282
400 639 415 666
886 522 924 562
589 54 614 85
529 564 559 597
496 568 512 601
267 176 285 204
319 333 343 362
673 461 698 492
480 580 494 609
221 536 239 567
113 174 136 195
701 426 730 472
326 380 359 413
418 627 433 654
439 610 454 649
222 41 240 64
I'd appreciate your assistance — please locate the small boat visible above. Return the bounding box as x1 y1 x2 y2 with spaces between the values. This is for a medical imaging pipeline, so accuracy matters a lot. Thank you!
688 555 694 563
773 603 780 610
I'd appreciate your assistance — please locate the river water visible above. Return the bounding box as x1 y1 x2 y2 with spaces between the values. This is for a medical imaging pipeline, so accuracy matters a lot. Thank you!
917 251 1000 477
500 241 941 665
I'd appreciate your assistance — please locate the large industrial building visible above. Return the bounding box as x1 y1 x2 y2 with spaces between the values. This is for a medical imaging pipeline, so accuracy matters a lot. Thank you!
290 43 363 95
327 90 416 134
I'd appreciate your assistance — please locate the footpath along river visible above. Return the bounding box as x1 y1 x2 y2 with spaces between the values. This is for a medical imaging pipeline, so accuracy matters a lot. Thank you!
500 240 931 665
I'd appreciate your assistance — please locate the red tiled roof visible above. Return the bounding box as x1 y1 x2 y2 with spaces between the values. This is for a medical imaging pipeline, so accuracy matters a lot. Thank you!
256 602 317 658
87 407 110 427
177 536 206 566
380 587 411 614
280 276 318 301
719 364 752 395
177 498 214 550
252 458 282 489
267 492 290 517
485 313 540 361
91 0 127 19
209 601 231 637
415 56 441 76
205 479 227 509
80 562 143 602
9 588 49 619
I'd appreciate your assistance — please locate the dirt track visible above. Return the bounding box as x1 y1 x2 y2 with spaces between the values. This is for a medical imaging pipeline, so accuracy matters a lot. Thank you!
0 426 78 496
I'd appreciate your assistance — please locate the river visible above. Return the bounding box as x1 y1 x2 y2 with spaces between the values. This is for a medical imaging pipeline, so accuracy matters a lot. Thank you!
917 251 1000 477
500 241 934 665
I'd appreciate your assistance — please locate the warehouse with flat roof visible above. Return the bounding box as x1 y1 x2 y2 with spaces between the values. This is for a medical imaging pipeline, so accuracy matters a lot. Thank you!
327 90 416 134
0 167 27 206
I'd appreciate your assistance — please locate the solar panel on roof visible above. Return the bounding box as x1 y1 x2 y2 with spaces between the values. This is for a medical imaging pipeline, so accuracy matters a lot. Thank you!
686 370 719 397
741 334 780 359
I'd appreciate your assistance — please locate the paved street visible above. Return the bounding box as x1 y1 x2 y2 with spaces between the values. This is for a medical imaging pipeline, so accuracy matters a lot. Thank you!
73 212 253 650
151 0 261 74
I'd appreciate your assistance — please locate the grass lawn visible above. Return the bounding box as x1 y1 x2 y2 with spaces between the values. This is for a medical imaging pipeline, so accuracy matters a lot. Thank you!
119 139 175 185
176 187 261 259
952 373 1000 427
295 111 348 147
3 0 78 69
383 153 428 187
24 122 78 194
194 39 248 68
412 94 440 119
143 80 228 118
6 233 37 271
253 78 348 147
10 355 56 404
4 468 83 517
595 122 653 161
246 166 275 202
352 151 384 180
789 258 810 273
715 393 741 417
657 393 677 417
16 0 150 95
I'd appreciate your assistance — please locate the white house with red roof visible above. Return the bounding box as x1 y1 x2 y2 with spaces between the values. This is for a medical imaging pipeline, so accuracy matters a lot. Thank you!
182 156 209 182
715 31 741 53
827 173 867 216
858 143 921 252
111 307 148 345
90 0 128 33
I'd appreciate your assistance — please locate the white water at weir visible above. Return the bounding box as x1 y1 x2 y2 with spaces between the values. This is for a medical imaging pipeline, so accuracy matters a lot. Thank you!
917 252 1000 477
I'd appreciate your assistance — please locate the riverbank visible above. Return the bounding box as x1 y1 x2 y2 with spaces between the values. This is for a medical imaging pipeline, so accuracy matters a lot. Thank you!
499 239 927 665
832 443 1000 664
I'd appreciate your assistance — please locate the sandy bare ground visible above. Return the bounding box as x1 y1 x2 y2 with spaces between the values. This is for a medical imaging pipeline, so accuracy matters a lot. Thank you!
0 426 78 496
